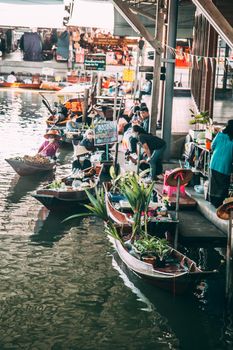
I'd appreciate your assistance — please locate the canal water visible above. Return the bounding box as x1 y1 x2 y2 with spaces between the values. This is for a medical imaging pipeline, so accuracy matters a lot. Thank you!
0 90 232 350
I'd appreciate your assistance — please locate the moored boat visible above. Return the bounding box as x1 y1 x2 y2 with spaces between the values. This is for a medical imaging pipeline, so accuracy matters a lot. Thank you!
105 190 178 237
32 165 102 211
5 156 55 176
0 81 41 89
111 236 216 294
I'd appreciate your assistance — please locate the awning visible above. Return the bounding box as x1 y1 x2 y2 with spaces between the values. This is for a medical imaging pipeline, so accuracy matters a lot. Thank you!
68 0 114 30
0 3 64 28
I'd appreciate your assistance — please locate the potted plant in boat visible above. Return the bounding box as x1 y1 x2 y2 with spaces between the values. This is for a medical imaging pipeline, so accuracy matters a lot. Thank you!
134 236 171 267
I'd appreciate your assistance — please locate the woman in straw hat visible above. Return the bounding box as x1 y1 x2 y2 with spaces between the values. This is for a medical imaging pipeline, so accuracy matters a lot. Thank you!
208 119 233 208
72 145 91 171
37 129 61 159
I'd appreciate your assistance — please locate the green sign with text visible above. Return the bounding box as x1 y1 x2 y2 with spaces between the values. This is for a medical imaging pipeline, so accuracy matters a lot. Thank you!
84 54 106 71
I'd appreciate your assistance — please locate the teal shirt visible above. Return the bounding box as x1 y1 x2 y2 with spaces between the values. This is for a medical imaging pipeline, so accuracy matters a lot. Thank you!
210 132 233 175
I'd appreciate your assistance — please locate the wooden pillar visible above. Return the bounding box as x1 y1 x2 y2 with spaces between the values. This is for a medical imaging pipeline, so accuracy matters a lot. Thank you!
150 1 165 134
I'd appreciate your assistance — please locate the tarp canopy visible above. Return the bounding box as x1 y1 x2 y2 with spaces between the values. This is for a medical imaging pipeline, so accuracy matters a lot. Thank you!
0 2 64 28
68 0 114 30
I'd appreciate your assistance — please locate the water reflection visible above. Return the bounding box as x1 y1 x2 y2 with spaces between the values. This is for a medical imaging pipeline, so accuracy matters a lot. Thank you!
5 172 54 204
31 208 83 248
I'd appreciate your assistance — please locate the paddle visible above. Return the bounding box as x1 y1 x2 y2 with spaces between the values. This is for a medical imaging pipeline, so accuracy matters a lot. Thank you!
42 99 54 115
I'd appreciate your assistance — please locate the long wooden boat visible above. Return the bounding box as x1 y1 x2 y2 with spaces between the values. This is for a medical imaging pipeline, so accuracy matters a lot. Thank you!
105 191 178 237
110 236 216 294
0 81 41 89
46 97 83 127
32 165 102 211
5 157 55 176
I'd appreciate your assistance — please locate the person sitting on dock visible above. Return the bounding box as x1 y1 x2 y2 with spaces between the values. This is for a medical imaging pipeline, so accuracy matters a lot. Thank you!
6 71 17 83
132 125 166 181
37 129 61 160
80 129 96 152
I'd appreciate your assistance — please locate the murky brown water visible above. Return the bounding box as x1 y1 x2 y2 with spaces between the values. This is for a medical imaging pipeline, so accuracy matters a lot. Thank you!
0 90 232 350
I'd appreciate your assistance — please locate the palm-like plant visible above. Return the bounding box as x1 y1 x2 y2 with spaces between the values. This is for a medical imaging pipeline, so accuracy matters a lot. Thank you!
64 187 122 242
119 172 155 241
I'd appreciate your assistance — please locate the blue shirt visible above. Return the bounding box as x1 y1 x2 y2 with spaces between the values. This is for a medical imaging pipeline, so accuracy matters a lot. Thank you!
210 132 233 175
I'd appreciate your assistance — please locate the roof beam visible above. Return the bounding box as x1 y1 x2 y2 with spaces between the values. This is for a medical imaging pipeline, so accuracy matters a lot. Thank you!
128 4 156 22
192 0 233 49
112 0 162 53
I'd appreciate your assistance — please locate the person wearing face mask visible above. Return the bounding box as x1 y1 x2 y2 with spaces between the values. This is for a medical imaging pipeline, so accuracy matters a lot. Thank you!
72 145 91 171
132 125 166 181
80 129 96 152
37 129 61 159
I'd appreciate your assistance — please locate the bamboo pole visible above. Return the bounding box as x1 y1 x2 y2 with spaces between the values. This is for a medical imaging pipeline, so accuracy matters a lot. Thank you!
82 88 89 125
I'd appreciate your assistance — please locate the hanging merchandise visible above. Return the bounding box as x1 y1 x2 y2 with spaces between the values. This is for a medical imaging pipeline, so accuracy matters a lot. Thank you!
23 32 42 61
56 31 69 61
122 68 135 82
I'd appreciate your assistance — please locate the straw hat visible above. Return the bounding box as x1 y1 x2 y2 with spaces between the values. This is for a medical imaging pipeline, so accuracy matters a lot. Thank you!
216 197 233 220
74 145 89 157
44 129 61 139
165 168 193 187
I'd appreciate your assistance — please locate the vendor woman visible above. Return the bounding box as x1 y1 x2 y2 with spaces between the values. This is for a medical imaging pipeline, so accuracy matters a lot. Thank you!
72 145 91 171
38 129 61 159
208 119 233 208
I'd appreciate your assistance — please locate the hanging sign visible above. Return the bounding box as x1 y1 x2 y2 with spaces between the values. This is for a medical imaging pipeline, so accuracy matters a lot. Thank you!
84 54 106 71
94 121 118 145
123 68 135 82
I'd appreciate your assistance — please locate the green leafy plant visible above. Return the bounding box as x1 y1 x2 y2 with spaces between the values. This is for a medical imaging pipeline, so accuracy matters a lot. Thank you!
134 236 171 261
47 179 62 190
189 109 212 130
119 172 155 240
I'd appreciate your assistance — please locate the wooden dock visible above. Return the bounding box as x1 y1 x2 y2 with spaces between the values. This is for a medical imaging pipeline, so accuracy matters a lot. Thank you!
154 182 197 209
178 210 227 246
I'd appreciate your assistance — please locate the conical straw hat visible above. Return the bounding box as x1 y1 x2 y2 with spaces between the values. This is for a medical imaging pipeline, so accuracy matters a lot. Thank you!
74 145 89 157
216 197 233 220
165 168 193 187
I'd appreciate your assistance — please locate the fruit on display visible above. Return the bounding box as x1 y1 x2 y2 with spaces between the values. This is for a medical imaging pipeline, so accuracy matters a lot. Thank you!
47 180 63 190
22 154 50 165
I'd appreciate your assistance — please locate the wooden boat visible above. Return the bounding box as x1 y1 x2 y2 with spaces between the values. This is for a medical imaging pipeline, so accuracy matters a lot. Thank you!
5 157 55 176
39 82 62 91
0 81 41 89
46 97 83 128
110 236 217 294
105 191 178 237
32 165 102 211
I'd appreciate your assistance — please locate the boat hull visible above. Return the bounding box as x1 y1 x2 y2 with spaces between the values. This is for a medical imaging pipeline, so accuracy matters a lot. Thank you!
112 238 215 295
5 158 55 176
32 193 89 212
0 82 41 89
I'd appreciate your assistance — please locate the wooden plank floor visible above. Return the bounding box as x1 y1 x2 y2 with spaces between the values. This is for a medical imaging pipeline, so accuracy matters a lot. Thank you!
178 210 227 246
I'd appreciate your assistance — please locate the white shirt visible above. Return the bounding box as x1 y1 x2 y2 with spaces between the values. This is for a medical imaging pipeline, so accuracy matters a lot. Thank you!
7 74 17 83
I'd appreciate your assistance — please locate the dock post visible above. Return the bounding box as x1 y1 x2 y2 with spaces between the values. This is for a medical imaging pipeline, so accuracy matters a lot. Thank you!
174 176 181 249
